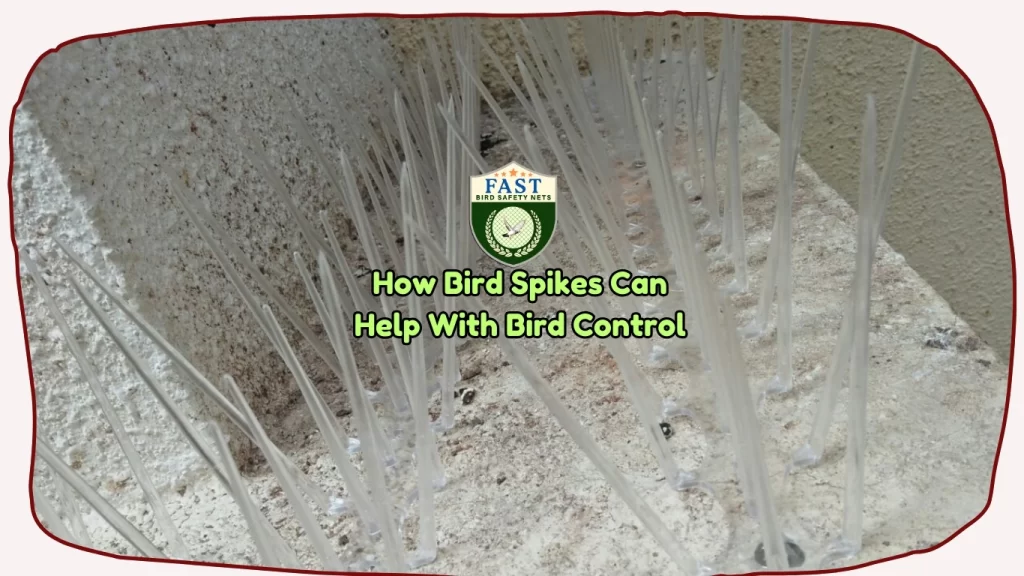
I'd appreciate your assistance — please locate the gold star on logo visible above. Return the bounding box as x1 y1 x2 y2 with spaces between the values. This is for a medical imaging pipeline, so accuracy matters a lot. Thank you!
509 168 518 177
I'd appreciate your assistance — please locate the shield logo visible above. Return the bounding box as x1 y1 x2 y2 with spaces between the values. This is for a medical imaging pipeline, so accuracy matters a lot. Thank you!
470 161 558 267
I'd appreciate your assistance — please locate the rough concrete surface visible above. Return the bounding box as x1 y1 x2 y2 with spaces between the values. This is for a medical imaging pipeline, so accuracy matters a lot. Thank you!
386 16 589 104
15 108 208 517
14 15 1009 576
20 18 397 463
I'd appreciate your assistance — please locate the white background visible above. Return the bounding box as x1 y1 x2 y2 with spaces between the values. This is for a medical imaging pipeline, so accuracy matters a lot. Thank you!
1 1 1018 574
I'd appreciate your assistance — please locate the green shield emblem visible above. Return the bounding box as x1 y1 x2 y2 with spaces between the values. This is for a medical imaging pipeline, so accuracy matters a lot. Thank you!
471 161 558 267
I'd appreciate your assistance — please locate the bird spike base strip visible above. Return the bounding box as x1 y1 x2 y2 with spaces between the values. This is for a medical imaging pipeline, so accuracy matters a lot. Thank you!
22 16 926 575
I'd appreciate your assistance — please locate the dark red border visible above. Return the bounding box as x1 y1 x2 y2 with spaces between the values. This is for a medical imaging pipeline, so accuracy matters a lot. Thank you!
6 10 1015 576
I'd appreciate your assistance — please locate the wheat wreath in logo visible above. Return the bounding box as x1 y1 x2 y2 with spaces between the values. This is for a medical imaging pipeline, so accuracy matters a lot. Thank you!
471 161 558 266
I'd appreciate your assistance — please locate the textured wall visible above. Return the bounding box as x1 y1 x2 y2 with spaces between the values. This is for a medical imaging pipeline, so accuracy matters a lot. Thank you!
701 20 1010 360
18 18 397 461
387 16 1011 361
385 16 588 101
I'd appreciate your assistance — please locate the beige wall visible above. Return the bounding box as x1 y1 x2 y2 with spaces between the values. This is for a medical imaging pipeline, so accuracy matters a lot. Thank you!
385 17 1011 361
706 20 1010 360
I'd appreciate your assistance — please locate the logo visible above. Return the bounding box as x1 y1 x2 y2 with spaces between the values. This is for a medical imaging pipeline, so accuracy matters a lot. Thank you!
471 161 557 267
